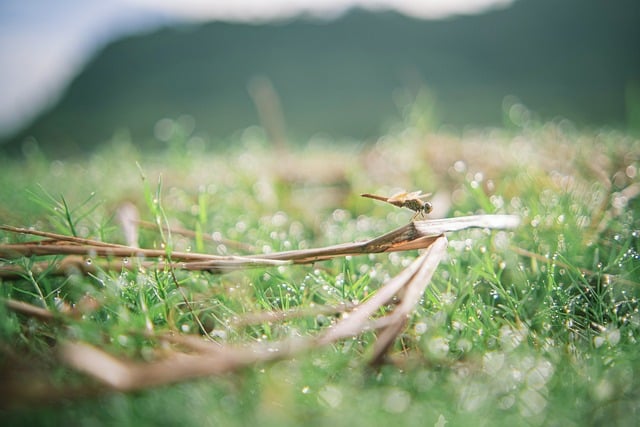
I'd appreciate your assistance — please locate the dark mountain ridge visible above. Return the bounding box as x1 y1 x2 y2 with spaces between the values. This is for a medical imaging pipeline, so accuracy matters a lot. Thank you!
5 0 639 155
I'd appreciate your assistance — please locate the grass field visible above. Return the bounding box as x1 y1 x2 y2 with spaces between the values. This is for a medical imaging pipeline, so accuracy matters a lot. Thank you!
1 119 639 426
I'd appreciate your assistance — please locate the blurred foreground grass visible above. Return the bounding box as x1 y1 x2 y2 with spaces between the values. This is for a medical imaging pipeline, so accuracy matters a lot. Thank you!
1 122 639 426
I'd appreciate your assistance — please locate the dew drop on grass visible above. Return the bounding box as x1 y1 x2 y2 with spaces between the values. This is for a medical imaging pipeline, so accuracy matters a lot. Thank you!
434 414 448 427
526 360 554 390
518 389 547 417
612 194 628 210
318 385 343 408
413 370 435 392
500 324 527 350
459 382 486 412
457 339 472 353
498 394 516 410
605 327 621 346
383 388 411 414
426 336 449 358
332 209 348 222
414 322 428 335
482 351 505 376
593 379 614 401
490 194 503 208
271 211 288 227
453 160 466 173
593 335 606 348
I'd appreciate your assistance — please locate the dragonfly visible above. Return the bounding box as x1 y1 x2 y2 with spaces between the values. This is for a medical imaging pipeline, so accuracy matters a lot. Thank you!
360 190 433 220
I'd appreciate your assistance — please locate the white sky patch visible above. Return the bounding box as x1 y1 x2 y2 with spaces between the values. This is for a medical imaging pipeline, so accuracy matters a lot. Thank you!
0 0 160 137
0 31 84 136
0 0 512 138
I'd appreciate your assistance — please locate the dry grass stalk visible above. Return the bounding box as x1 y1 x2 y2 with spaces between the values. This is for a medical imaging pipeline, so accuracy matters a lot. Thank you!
369 237 447 365
1 215 518 276
2 215 518 398
59 236 448 392
2 298 56 322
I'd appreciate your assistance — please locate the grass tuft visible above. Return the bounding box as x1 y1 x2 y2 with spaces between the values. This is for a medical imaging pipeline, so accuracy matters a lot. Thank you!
1 123 639 425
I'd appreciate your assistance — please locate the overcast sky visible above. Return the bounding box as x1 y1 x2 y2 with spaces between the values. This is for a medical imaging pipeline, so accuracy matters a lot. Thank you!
0 0 512 138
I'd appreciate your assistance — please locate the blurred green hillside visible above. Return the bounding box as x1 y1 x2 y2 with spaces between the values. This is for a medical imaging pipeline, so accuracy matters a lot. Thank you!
4 0 640 155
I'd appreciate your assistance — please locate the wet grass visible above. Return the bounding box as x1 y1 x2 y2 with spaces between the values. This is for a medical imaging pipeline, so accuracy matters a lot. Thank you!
1 121 639 426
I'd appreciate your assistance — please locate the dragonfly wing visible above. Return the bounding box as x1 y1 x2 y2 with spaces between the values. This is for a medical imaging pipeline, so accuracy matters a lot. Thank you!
388 190 432 201
415 192 433 199
386 191 410 202
405 191 423 198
